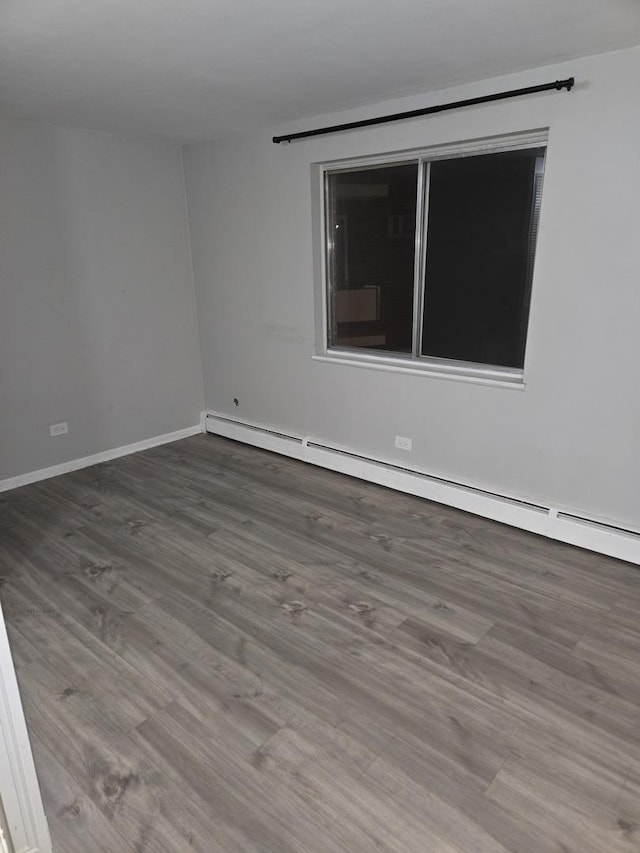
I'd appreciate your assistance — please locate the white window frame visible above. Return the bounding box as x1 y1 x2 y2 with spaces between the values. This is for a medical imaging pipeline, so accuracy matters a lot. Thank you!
312 129 549 388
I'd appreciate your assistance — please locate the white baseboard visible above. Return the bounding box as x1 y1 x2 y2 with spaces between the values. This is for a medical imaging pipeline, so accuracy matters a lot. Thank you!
0 424 202 493
205 412 640 567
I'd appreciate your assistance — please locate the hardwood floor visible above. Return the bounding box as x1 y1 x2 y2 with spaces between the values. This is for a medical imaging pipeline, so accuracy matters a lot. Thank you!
1 434 640 852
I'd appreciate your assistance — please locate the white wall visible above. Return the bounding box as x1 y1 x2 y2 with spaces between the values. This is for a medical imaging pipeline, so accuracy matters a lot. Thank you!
0 120 204 480
184 46 640 532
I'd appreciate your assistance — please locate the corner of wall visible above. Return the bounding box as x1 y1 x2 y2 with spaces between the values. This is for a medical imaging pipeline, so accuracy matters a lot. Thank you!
179 144 207 414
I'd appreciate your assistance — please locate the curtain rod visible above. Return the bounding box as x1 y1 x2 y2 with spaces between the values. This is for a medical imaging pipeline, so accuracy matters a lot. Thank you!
273 77 574 144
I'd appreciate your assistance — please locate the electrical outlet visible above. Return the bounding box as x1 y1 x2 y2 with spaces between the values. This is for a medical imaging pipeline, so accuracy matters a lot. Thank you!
395 435 412 451
49 422 69 437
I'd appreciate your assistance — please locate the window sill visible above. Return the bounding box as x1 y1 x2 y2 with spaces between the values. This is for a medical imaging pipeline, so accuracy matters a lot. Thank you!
312 350 526 389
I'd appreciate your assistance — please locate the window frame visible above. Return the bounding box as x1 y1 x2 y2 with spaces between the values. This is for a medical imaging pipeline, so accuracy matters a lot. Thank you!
315 129 549 387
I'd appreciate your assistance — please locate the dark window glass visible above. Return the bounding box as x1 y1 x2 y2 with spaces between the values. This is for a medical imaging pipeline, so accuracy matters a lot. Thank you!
327 163 417 353
421 148 544 369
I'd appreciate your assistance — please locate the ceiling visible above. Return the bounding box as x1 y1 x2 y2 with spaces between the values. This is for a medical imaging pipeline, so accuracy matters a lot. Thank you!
1 0 639 142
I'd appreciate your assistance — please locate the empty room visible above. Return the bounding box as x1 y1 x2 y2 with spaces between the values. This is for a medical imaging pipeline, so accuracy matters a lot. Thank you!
1 2 640 851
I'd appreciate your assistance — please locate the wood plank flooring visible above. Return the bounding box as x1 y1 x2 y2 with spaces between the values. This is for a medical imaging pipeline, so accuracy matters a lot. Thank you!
1 434 640 852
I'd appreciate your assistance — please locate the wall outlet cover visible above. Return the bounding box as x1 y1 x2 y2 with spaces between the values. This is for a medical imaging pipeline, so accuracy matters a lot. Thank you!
49 422 69 436
395 435 412 451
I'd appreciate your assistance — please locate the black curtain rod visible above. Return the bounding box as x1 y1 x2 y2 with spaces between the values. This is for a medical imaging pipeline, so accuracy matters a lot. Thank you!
273 77 574 144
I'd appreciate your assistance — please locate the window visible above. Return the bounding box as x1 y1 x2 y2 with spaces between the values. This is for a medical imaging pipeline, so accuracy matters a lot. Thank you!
323 134 546 380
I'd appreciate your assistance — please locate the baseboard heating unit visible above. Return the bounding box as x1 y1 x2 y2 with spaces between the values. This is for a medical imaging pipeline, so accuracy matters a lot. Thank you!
204 412 640 566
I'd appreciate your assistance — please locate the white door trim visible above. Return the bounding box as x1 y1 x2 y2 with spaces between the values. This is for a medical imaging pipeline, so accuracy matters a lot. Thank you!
0 603 51 853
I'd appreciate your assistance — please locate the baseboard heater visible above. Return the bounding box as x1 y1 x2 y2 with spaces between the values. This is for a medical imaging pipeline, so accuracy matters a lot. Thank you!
204 413 640 566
